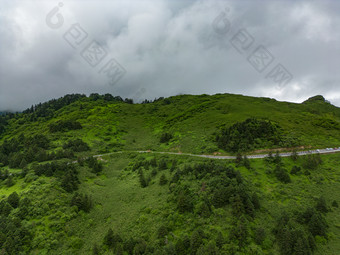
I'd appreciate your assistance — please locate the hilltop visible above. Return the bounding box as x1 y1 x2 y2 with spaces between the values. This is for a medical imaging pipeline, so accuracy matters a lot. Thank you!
1 93 340 155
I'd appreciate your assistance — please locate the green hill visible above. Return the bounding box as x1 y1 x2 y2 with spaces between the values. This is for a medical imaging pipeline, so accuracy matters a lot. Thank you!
0 93 340 254
2 93 340 155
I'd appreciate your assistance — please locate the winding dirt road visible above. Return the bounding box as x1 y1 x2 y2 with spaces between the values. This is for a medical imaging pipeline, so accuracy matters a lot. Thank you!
93 147 340 160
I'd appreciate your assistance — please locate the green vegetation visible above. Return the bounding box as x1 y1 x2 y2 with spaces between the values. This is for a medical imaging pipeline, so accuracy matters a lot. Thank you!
0 93 340 254
216 118 297 152
159 132 173 144
49 119 82 133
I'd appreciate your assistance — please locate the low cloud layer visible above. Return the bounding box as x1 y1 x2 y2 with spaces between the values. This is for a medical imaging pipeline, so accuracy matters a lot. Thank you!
0 0 340 111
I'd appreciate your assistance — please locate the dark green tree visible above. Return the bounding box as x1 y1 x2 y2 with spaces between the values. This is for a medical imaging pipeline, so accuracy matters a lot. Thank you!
175 238 187 255
5 175 15 187
159 174 168 185
158 159 167 170
332 200 338 208
253 227 266 245
243 156 251 170
190 229 204 254
229 218 249 248
7 192 20 208
0 200 13 216
19 158 28 169
177 191 193 213
160 133 173 143
157 225 168 239
275 165 291 183
71 193 93 212
235 153 243 166
91 161 103 174
138 169 147 188
316 196 328 213
103 228 115 248
273 151 282 165
92 243 100 255
308 212 328 237
290 150 298 161
291 165 301 175
216 232 225 249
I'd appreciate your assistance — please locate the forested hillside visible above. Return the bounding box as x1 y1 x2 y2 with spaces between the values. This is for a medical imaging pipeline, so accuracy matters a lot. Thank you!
0 93 340 254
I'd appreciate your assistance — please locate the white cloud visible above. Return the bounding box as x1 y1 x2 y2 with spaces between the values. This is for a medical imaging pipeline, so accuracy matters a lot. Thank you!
0 0 340 110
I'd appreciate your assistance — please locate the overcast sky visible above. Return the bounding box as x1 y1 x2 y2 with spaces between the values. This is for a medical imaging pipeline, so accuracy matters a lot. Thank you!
0 0 339 111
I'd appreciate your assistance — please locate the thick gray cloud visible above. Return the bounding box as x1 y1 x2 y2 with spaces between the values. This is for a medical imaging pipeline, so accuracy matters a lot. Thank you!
0 0 339 111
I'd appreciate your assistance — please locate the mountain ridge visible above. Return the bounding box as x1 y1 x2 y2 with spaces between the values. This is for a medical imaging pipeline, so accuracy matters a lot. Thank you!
1 92 340 155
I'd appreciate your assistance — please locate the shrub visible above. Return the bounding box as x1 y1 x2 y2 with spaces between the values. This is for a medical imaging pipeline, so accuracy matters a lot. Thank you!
63 139 90 152
291 165 301 175
157 225 168 239
86 157 103 174
133 239 147 254
190 229 204 254
316 196 328 213
216 232 225 249
235 153 243 166
71 193 93 212
177 191 193 213
91 161 103 174
216 118 286 152
138 169 148 188
49 119 82 132
274 166 291 183
103 228 115 248
7 192 20 208
158 159 167 170
60 168 79 192
332 200 338 208
195 201 211 218
159 174 168 185
243 156 251 170
19 158 28 169
123 238 137 254
175 238 187 255
308 212 328 237
229 218 249 248
151 168 158 177
5 175 15 187
275 214 314 255
92 244 100 255
160 133 173 143
103 228 123 250
273 151 282 165
253 227 266 245
0 200 13 216
302 154 322 170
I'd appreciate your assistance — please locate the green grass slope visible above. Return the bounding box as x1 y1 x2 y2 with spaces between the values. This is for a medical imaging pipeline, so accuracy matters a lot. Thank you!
52 152 340 254
1 93 340 155
0 93 339 255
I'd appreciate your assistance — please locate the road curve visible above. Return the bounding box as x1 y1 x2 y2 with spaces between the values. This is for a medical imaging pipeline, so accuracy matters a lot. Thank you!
93 147 340 160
